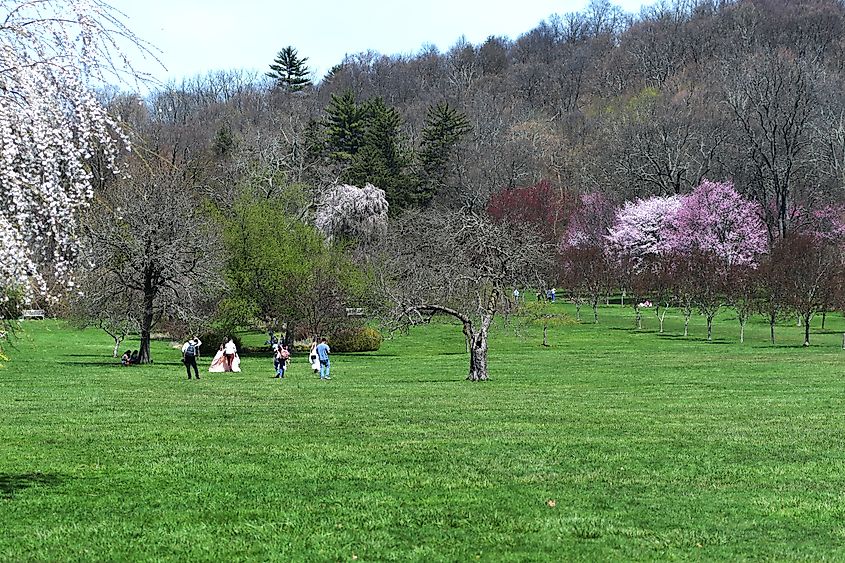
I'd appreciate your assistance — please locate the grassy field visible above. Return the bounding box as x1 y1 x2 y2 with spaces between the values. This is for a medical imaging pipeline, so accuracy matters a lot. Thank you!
1 304 845 561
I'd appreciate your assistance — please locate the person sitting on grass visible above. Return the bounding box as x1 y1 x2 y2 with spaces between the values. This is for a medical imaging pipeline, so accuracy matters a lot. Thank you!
129 350 139 365
121 350 131 367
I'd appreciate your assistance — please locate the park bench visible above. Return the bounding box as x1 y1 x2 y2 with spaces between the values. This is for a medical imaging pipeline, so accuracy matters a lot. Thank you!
21 309 45 320
345 307 365 317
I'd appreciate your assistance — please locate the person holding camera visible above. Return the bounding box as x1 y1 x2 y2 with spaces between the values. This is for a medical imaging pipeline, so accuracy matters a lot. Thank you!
181 336 202 380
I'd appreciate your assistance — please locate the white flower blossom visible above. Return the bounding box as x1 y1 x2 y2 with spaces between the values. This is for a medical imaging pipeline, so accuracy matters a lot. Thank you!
315 183 389 243
0 0 152 303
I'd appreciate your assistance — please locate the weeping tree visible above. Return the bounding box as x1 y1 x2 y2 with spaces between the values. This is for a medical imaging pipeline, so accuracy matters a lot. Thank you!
377 208 548 381
314 183 389 246
0 0 154 329
223 196 370 342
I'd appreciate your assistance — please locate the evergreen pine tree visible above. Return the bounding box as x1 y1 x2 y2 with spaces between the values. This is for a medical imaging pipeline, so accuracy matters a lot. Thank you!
320 93 418 211
418 102 472 205
266 46 312 91
324 91 367 161
349 97 416 210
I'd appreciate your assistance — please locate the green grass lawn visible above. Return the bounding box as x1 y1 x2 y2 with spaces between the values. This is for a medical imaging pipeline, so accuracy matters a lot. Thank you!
2 305 845 561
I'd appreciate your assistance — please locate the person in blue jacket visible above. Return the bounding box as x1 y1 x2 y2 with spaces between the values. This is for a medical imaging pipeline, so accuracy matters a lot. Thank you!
316 337 331 380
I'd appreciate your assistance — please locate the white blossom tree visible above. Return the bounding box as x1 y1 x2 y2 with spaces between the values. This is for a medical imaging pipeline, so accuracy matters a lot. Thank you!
315 183 388 244
0 0 155 307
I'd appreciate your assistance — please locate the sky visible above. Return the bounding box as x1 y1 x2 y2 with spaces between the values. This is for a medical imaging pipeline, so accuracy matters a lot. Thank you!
108 0 655 87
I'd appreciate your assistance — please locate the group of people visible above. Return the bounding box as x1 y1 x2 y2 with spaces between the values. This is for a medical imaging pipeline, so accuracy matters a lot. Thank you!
180 336 240 380
271 334 332 381
120 349 141 366
178 333 332 381
513 288 558 304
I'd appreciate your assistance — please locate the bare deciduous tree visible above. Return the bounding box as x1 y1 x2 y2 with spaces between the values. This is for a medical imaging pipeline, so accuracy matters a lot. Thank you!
81 158 223 363
377 209 548 381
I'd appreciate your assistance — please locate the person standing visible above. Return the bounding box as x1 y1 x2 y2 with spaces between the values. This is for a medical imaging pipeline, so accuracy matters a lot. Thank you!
181 336 202 380
309 340 320 375
271 339 282 378
275 345 290 380
223 337 237 372
316 337 331 380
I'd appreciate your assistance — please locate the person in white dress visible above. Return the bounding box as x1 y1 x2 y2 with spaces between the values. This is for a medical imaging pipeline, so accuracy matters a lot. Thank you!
309 340 320 374
209 344 226 372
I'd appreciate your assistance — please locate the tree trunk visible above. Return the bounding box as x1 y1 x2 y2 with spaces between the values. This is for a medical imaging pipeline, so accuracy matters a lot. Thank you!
467 330 489 381
635 307 642 330
592 296 599 323
575 300 582 322
684 312 690 337
542 321 549 347
803 312 812 347
139 273 155 364
822 311 826 329
620 289 625 307
739 317 746 344
770 314 776 345
112 336 122 358
659 307 668 334
706 315 714 341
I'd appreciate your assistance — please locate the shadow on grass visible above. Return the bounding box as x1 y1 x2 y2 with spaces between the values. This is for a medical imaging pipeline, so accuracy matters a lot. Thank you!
656 333 690 339
0 472 65 500
57 360 121 368
57 360 185 368
65 353 110 358
337 352 400 357
412 379 466 384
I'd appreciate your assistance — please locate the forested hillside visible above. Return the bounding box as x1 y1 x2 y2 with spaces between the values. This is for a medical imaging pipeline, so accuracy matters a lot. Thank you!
120 0 845 239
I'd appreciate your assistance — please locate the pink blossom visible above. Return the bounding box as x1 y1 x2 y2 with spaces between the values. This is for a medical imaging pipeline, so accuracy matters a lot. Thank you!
605 195 682 267
561 192 615 250
665 180 768 266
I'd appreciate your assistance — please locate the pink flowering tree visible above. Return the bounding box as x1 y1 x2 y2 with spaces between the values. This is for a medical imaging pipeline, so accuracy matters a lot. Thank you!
606 195 682 268
664 180 769 341
0 1 154 310
606 195 681 328
665 180 768 267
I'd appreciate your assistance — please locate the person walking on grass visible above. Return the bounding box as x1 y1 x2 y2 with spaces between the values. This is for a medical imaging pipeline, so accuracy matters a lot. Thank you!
274 343 290 380
316 337 331 380
223 337 237 372
181 336 202 380
309 339 320 375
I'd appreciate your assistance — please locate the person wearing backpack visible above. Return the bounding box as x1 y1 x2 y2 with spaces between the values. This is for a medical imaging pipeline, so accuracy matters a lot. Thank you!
181 336 202 380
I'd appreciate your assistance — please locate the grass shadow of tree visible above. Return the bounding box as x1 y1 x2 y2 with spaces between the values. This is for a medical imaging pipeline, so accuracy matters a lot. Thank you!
0 472 64 500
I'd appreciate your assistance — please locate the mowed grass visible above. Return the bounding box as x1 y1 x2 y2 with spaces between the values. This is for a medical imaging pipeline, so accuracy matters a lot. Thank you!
2 305 845 561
